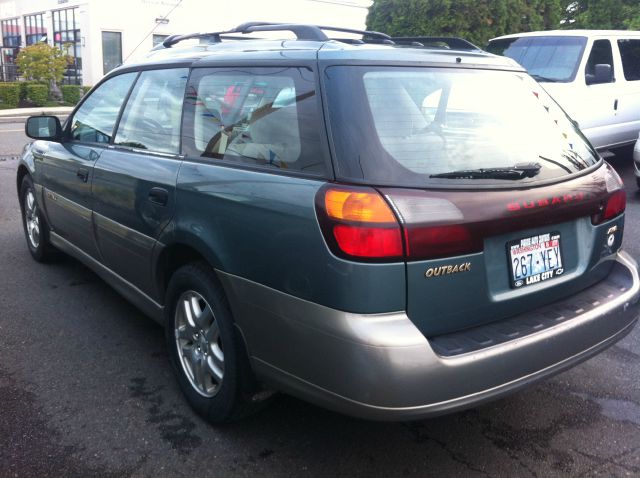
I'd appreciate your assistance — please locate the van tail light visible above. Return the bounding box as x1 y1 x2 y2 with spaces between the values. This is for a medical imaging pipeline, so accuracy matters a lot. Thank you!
592 164 626 225
316 186 404 260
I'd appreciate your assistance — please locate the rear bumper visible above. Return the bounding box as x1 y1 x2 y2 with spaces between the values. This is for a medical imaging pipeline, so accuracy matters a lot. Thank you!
219 251 640 421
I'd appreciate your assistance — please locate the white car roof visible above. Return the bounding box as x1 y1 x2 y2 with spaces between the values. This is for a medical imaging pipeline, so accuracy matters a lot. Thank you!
490 30 640 41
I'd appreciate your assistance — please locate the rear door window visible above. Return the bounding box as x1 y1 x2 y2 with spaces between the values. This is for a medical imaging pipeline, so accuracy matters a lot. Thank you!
70 72 136 144
182 67 326 175
618 39 640 81
324 66 599 187
114 68 189 154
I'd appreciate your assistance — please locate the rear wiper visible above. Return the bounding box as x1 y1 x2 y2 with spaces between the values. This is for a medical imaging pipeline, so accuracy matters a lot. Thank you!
430 162 542 180
530 74 560 83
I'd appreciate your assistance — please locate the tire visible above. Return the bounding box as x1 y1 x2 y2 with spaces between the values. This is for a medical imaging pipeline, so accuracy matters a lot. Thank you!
165 262 264 423
20 175 53 262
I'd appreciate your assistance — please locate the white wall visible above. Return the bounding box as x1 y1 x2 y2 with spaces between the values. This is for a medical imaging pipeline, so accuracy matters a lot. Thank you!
1 0 371 86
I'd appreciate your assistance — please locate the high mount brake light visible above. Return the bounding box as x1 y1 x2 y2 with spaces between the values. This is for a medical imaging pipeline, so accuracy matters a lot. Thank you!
316 186 403 260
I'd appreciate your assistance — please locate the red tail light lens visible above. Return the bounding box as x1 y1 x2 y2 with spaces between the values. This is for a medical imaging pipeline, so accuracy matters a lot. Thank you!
403 224 479 259
316 185 403 261
592 164 625 225
333 224 403 258
593 189 626 224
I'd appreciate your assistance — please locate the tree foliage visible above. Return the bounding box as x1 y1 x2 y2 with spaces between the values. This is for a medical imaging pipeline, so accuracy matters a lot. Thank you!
16 43 70 84
366 0 640 47
563 0 640 29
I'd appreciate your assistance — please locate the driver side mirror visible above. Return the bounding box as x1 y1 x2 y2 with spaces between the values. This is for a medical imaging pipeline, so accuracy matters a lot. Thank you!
586 64 613 85
25 115 63 141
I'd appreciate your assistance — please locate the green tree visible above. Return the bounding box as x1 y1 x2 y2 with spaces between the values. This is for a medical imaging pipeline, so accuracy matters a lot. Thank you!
561 0 640 29
367 0 564 47
16 43 70 99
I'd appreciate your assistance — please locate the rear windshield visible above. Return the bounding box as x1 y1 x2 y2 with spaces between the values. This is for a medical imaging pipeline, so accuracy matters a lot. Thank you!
324 66 599 187
486 36 587 82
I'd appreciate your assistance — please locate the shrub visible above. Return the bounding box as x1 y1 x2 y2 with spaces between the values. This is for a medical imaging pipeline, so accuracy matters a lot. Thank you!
16 43 69 84
61 85 82 104
19 80 45 101
26 84 49 106
0 83 20 108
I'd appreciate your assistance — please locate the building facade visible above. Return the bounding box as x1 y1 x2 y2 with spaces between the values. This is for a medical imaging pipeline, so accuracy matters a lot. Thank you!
0 0 370 86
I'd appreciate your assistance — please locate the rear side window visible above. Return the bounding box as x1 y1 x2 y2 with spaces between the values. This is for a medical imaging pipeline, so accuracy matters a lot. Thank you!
618 39 640 81
325 66 599 187
114 68 188 154
182 67 326 175
585 39 614 83
70 72 136 143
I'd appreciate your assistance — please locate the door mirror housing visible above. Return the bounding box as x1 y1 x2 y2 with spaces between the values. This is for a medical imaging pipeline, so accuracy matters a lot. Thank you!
586 63 613 85
25 115 63 141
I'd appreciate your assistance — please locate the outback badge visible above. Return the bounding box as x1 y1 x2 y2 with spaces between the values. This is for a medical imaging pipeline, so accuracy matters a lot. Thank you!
425 262 471 278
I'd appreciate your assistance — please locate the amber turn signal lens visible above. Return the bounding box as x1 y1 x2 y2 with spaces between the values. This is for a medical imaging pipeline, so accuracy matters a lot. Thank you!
325 189 397 223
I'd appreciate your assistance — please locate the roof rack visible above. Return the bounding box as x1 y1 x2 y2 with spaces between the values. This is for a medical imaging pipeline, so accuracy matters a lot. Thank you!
392 36 481 51
158 22 394 49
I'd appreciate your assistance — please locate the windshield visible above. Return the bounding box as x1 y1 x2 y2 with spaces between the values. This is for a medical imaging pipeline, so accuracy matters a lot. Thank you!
324 66 598 187
486 36 587 82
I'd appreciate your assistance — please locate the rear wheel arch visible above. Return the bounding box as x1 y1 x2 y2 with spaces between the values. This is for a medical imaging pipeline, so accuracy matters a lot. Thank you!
156 242 211 302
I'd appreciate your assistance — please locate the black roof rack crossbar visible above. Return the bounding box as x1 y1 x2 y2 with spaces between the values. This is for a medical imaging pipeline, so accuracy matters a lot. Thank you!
160 22 397 49
315 25 392 41
392 36 481 51
160 32 222 48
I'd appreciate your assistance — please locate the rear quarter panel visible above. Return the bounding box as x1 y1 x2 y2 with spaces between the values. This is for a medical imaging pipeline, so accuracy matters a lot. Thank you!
169 161 406 313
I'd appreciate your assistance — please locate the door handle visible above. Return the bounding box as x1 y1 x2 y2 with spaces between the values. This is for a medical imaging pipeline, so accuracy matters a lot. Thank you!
614 99 618 111
76 168 89 182
148 187 169 206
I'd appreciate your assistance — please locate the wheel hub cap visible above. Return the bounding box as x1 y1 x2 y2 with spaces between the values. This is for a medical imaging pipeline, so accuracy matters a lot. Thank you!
24 190 40 249
174 291 224 398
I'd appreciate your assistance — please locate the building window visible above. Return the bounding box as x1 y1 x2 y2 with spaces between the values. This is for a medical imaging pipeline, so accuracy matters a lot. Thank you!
152 34 169 47
52 7 81 85
1 18 21 47
1 18 21 81
102 31 122 74
24 13 47 45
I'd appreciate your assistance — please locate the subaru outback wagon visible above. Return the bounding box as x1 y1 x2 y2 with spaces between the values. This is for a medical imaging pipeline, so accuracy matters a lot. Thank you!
18 23 640 423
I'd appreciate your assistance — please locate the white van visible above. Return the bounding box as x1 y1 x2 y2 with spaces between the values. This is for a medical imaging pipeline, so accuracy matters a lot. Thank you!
487 30 640 153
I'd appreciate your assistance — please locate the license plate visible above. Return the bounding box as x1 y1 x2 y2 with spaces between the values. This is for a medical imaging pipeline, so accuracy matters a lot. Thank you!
508 232 564 288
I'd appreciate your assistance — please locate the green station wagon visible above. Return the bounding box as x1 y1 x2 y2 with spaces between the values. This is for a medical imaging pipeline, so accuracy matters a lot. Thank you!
17 23 640 424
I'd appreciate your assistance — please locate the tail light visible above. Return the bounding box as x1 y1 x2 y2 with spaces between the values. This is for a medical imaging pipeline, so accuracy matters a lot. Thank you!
315 186 478 261
317 163 623 263
316 186 403 261
592 165 626 225
384 193 480 259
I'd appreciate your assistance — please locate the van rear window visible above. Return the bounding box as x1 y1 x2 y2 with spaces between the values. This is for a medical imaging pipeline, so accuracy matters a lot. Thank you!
324 66 598 187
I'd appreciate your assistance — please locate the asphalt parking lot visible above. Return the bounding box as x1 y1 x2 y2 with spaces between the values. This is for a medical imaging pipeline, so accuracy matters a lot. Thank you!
1 124 639 477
